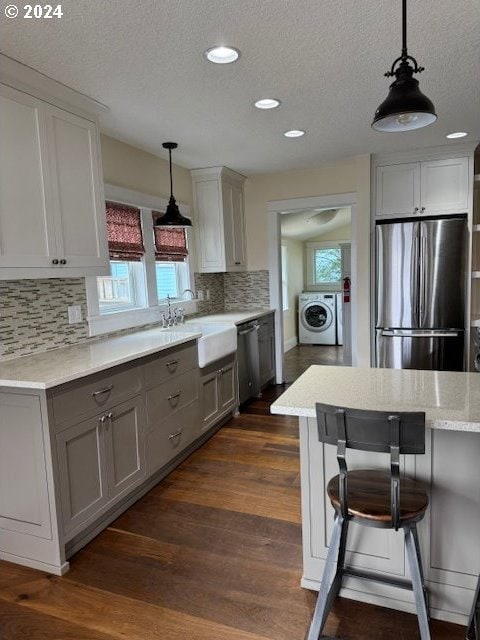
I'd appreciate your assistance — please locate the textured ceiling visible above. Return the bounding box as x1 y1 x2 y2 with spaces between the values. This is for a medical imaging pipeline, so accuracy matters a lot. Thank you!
1 0 479 175
281 208 351 240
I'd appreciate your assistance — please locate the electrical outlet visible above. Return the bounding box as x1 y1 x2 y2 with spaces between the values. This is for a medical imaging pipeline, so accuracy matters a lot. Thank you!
197 290 204 301
67 305 83 324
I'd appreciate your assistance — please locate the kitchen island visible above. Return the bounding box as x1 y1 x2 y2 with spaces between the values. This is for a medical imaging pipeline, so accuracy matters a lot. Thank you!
271 365 480 626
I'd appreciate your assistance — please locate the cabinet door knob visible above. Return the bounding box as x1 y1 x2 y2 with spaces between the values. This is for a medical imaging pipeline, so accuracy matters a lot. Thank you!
421 207 425 212
52 259 59 265
235 261 241 265
60 259 67 265
414 207 419 213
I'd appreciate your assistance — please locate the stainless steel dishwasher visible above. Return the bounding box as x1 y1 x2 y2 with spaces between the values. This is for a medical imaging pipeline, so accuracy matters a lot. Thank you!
237 320 261 404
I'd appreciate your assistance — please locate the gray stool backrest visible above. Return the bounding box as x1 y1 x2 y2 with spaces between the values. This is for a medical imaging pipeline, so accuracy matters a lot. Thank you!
315 402 426 529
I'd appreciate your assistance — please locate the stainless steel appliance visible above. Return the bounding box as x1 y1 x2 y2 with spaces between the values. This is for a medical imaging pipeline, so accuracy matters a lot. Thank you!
376 214 467 371
237 320 260 404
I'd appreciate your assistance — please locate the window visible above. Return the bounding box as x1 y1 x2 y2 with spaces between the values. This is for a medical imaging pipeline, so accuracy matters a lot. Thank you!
314 247 341 284
86 185 194 336
153 218 189 302
281 245 289 311
306 242 342 290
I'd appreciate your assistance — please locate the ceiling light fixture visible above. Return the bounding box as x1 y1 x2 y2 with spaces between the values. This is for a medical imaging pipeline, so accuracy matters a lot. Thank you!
154 142 192 228
372 0 437 132
446 131 468 139
204 46 240 64
284 129 305 138
254 98 281 110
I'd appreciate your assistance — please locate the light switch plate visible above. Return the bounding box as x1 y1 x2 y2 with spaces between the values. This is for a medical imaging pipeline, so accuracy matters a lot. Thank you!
68 305 83 324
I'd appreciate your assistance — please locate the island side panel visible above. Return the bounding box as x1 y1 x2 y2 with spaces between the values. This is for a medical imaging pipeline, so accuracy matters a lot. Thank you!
416 428 480 624
0 387 68 574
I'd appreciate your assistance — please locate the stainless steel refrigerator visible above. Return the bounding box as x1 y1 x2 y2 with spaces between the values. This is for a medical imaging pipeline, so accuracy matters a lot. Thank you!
376 215 467 371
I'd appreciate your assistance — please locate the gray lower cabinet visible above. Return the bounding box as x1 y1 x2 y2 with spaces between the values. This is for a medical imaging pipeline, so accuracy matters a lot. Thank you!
199 353 237 433
258 313 275 388
56 395 146 540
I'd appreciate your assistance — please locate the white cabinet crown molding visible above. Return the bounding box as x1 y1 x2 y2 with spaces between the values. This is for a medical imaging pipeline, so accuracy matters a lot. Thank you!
372 142 478 167
191 166 246 185
0 54 108 120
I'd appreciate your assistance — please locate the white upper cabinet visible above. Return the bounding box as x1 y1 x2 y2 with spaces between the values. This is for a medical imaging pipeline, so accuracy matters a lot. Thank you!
192 167 247 273
375 156 470 218
0 82 109 279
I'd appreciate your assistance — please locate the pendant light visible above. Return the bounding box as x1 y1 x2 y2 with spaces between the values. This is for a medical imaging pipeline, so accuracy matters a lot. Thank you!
372 0 437 132
154 142 192 227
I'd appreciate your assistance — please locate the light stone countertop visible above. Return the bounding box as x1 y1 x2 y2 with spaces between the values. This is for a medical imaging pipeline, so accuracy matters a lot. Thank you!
193 309 274 325
271 365 480 433
0 328 201 390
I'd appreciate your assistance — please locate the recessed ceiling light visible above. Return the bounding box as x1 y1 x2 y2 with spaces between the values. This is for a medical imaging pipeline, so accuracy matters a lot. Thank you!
204 46 240 64
284 129 305 138
446 131 468 139
254 98 281 110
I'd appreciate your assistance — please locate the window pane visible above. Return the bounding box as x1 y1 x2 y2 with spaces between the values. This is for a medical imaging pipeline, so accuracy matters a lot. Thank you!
314 248 341 283
156 263 179 300
97 261 136 312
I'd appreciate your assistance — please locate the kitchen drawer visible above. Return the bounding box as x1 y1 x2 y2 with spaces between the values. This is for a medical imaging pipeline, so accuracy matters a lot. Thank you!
52 365 143 429
146 369 198 427
146 401 199 476
144 342 197 389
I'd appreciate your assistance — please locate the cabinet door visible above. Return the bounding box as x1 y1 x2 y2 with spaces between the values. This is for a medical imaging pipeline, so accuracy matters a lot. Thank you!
194 179 226 272
259 330 275 387
56 415 108 537
0 84 57 268
103 397 146 501
46 105 108 269
0 393 52 539
420 157 469 215
199 369 220 433
218 359 237 413
223 182 246 270
376 163 420 218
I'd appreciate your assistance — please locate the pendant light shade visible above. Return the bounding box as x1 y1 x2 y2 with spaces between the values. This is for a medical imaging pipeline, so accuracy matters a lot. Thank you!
372 0 437 132
154 142 192 228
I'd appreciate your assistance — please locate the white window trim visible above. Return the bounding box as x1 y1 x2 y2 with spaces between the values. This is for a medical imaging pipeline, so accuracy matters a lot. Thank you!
86 184 196 337
305 240 348 291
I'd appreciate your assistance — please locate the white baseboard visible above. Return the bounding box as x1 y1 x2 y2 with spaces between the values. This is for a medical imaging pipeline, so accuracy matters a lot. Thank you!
284 336 298 353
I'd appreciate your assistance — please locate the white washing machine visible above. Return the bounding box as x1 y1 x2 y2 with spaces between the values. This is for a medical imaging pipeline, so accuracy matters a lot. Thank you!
299 293 337 345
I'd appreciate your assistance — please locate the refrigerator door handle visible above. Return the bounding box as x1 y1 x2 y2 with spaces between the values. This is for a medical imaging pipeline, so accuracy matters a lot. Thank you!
381 329 459 338
419 229 428 324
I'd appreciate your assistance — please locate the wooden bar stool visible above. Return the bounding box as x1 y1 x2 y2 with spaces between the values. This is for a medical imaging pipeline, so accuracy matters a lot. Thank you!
307 403 430 640
467 575 480 639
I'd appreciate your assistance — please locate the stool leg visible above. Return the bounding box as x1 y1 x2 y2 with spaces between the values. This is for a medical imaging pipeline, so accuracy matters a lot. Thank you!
411 524 430 620
306 514 346 640
405 525 431 640
466 574 480 640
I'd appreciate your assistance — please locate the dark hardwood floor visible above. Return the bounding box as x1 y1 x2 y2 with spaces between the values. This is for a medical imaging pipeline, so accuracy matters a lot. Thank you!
0 385 465 639
284 345 344 382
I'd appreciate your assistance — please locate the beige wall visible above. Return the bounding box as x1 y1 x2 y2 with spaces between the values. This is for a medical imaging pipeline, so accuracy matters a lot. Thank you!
244 154 371 366
100 134 193 208
244 158 357 271
281 237 303 348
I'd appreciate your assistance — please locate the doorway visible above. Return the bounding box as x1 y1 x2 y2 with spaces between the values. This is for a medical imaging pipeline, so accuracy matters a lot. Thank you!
268 193 359 383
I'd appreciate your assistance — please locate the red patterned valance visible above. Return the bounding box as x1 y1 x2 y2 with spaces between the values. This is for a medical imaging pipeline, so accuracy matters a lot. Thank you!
153 212 188 262
106 201 144 261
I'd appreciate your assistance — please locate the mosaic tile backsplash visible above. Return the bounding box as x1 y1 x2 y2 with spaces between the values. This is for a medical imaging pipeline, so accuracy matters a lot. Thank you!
0 270 270 361
224 270 270 310
1 278 89 360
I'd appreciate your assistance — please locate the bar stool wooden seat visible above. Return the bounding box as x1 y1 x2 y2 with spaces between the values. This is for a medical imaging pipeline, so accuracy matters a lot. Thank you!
307 403 430 640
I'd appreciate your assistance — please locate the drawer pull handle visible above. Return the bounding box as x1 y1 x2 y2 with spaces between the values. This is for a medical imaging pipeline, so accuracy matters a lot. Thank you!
166 360 179 368
99 415 107 423
168 391 181 401
169 429 182 440
92 385 114 397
